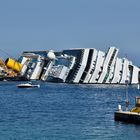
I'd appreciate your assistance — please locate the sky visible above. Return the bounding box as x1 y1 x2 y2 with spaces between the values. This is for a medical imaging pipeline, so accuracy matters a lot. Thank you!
0 0 140 65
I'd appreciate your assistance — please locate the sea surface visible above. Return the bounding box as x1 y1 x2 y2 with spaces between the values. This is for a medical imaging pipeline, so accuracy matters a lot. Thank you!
0 82 140 140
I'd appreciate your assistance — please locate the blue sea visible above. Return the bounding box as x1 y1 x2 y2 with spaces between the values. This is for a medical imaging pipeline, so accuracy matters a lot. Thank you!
0 82 140 140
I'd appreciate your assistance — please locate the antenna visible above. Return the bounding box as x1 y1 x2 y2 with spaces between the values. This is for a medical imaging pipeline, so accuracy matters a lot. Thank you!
125 54 129 111
125 79 129 111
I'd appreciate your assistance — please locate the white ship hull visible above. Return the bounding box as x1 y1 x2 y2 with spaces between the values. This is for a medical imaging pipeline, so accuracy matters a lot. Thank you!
19 47 140 84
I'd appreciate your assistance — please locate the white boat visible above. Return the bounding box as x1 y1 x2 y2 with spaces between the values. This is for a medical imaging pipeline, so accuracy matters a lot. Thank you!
17 82 40 88
114 80 140 124
115 97 140 124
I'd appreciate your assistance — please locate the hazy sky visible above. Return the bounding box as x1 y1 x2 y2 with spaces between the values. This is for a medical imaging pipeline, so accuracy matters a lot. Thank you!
0 0 140 65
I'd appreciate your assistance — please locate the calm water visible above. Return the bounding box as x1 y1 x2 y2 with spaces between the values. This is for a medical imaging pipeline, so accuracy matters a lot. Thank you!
0 82 140 140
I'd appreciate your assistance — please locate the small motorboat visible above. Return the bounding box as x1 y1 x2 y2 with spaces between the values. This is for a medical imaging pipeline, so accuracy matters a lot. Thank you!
17 82 40 88
115 97 140 124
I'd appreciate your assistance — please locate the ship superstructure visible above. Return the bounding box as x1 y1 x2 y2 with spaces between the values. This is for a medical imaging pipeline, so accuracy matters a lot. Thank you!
81 49 98 83
89 51 105 83
111 58 123 84
17 47 140 84
97 47 119 83
47 54 76 82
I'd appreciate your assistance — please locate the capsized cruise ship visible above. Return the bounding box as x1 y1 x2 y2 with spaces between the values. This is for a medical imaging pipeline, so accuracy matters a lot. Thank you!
17 47 140 84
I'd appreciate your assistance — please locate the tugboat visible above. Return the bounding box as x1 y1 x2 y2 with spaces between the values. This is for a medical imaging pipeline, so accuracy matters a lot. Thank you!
16 82 40 88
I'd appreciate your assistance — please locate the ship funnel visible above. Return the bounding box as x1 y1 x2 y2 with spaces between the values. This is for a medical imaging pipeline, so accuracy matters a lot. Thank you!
5 58 23 73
